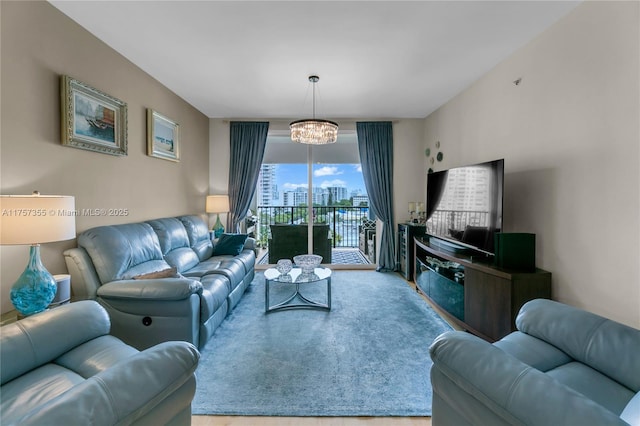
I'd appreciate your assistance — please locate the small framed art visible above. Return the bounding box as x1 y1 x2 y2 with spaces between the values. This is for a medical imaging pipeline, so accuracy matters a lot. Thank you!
61 75 128 156
147 109 179 162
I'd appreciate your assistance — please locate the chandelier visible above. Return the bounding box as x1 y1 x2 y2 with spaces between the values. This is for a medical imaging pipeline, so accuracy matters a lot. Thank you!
290 75 338 145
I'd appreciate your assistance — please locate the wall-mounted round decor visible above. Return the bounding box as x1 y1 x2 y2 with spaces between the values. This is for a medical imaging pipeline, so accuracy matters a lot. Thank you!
437 152 443 162
430 157 434 165
435 141 441 149
425 148 431 157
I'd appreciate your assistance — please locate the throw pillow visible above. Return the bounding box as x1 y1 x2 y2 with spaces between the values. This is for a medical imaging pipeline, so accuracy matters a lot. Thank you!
133 267 178 280
213 233 248 256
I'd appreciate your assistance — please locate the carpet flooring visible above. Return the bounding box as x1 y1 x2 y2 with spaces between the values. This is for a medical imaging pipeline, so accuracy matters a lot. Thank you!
192 271 452 417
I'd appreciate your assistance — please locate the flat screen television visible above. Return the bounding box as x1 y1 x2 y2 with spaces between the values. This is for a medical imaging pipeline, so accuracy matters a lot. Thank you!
425 159 504 256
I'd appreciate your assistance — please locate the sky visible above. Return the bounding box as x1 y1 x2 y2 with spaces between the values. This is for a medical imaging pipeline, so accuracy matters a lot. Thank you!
276 163 366 195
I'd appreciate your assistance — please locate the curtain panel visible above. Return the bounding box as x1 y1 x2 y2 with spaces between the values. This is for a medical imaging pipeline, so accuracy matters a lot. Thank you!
228 121 269 232
356 121 396 272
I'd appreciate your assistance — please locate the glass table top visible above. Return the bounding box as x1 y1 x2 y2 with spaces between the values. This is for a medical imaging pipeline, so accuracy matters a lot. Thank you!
264 267 332 284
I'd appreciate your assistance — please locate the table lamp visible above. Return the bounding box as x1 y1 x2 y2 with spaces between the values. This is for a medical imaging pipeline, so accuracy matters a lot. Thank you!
206 195 229 238
0 192 76 316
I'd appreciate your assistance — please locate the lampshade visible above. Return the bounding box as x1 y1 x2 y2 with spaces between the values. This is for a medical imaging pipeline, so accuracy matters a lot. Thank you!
0 194 76 245
206 195 230 214
290 75 338 145
0 192 76 316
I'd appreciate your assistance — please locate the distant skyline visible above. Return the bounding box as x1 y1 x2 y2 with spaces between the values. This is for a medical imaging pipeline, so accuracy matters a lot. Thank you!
275 163 366 196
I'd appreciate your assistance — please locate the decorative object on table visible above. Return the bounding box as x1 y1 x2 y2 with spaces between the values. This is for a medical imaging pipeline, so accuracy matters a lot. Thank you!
60 75 127 156
206 195 230 238
293 254 322 274
408 201 416 222
50 274 71 308
276 259 292 275
0 192 76 316
416 202 425 223
290 75 338 145
147 108 180 162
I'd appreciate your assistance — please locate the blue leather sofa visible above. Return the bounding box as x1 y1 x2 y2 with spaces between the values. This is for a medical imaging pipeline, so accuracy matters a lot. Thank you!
64 215 255 350
0 301 199 425
429 299 640 425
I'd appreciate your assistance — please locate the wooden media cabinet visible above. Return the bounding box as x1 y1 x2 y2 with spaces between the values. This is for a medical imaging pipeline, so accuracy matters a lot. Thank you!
414 236 551 342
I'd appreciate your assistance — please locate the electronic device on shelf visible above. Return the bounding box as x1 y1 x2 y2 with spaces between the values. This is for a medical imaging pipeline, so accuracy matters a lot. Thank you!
425 158 504 257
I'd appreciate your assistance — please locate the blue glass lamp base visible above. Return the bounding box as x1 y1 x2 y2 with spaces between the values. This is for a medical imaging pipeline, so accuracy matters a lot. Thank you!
213 214 225 238
10 245 57 316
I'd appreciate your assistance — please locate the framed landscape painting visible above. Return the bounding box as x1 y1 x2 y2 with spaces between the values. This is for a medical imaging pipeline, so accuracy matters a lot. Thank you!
147 109 180 162
60 75 128 156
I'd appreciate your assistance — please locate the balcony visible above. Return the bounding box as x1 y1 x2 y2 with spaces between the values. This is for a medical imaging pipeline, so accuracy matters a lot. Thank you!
251 205 375 266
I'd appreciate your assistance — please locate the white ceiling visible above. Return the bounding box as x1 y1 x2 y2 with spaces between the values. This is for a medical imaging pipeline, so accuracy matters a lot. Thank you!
49 1 580 120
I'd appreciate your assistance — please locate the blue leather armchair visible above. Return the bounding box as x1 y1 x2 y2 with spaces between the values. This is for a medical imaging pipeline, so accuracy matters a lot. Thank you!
429 299 640 426
0 301 199 425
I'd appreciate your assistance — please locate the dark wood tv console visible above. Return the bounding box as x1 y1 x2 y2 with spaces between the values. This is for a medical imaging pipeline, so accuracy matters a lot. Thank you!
414 236 551 342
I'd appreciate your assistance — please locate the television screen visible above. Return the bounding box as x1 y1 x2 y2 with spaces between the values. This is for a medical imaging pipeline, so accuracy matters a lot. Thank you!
426 159 504 255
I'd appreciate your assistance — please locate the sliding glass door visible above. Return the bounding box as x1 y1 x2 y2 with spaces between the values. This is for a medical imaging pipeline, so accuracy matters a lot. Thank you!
253 130 374 267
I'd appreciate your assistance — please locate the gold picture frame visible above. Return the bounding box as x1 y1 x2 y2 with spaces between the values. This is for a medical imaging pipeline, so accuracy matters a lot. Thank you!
147 109 180 162
61 75 128 156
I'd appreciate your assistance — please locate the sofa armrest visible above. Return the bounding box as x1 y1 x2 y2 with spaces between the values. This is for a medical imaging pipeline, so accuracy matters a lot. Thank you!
14 341 200 425
97 278 202 301
429 331 627 426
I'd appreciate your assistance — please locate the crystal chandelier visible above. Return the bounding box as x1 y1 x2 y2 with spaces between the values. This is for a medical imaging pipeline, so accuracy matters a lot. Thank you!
290 76 338 145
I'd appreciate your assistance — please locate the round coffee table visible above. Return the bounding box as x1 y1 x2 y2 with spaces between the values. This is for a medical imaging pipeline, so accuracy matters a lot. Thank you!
264 267 332 313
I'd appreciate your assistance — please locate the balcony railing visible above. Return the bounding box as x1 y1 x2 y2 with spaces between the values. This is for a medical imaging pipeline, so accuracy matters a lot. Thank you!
253 205 373 248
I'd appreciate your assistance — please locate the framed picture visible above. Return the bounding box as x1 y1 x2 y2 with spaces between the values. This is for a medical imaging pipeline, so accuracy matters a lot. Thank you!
147 109 180 162
61 75 128 156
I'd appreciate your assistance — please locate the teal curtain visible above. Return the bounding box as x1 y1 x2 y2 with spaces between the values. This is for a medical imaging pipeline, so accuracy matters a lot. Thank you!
356 122 396 272
228 122 269 232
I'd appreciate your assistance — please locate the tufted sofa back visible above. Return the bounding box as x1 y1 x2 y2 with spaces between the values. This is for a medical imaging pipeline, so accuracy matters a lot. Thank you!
177 215 214 261
77 223 170 284
146 218 200 273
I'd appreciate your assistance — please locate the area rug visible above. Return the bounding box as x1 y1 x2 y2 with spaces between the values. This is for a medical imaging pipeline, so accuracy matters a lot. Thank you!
192 270 452 416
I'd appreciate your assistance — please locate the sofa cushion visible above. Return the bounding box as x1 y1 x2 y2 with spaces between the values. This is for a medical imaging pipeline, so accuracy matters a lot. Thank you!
78 223 169 284
147 218 200 272
0 364 84 424
516 299 640 392
213 233 248 256
54 335 138 378
494 331 571 372
546 361 634 415
177 215 214 261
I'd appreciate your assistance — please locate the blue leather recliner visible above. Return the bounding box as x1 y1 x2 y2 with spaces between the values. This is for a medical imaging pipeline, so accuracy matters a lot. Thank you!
429 299 640 426
0 301 199 425
64 215 255 350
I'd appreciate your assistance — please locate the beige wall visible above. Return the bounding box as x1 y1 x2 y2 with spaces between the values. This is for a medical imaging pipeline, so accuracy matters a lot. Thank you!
423 1 639 327
0 2 210 313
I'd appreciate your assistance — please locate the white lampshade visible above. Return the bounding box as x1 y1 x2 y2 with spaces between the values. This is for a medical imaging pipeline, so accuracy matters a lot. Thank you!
0 194 76 245
206 195 230 214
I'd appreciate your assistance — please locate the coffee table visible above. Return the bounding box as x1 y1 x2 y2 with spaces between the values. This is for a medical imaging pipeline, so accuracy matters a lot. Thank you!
264 267 332 313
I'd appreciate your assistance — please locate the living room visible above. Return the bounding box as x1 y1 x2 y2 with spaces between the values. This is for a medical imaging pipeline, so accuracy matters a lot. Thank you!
1 1 638 425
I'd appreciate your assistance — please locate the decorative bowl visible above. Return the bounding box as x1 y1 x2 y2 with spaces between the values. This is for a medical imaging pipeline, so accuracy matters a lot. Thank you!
293 254 322 274
276 259 292 275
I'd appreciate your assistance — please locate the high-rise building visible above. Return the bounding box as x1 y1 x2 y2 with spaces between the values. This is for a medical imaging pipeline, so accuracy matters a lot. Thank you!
257 164 278 206
326 186 348 204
